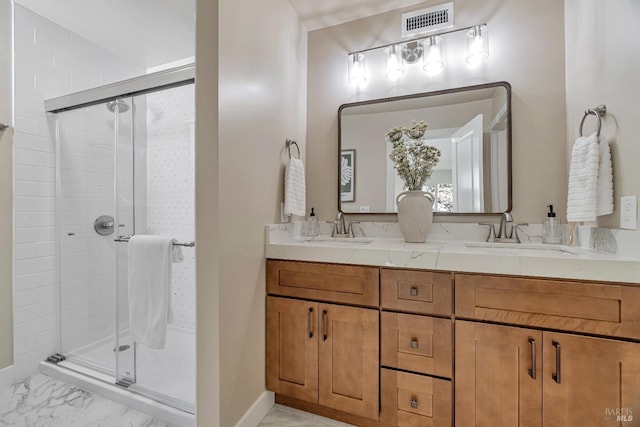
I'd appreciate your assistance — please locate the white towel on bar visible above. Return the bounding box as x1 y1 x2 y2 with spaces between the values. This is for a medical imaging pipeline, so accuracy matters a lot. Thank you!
596 139 614 216
567 132 600 222
128 235 181 349
284 157 306 217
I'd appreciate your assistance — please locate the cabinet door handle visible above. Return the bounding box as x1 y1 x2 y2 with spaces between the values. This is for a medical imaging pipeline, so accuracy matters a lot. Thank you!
410 339 419 349
528 337 536 379
307 307 313 339
321 310 327 341
552 340 561 384
410 398 418 409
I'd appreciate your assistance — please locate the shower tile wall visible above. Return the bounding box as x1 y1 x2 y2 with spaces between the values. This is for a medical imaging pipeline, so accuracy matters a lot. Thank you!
146 86 195 330
12 5 144 380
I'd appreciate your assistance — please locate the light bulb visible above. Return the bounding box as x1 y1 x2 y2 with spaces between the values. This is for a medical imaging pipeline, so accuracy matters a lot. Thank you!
348 53 367 86
423 36 444 75
466 25 489 66
385 44 405 80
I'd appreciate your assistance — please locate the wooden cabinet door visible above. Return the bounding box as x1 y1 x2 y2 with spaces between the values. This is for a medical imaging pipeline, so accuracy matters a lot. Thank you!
318 303 379 420
266 297 318 403
455 321 542 427
543 332 640 427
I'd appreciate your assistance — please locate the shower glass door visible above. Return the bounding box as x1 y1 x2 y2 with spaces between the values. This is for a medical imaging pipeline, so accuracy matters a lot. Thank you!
55 80 195 413
55 97 133 381
126 86 196 411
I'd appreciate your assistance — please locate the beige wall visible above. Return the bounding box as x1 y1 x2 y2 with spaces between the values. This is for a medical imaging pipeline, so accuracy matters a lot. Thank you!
307 0 567 224
0 0 13 370
565 0 640 229
215 0 307 425
195 0 220 425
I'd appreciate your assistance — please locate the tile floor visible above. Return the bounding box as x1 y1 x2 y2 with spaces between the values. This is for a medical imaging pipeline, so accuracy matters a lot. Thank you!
257 404 354 427
0 374 352 427
0 374 173 427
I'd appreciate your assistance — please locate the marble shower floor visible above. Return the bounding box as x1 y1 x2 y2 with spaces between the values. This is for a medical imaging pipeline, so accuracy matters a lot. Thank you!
0 374 352 427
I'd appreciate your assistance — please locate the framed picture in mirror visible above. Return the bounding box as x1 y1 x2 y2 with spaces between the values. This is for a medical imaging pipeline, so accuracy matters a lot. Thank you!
340 149 356 202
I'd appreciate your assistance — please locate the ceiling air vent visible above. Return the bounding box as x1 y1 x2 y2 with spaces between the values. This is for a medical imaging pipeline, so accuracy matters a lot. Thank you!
402 2 454 37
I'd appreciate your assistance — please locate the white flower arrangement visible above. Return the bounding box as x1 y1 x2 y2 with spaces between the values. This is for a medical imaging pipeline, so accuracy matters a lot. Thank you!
386 121 441 191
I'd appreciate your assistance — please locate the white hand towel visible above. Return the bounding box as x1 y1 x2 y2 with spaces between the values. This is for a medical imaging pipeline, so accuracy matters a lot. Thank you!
596 139 614 216
567 132 599 222
128 235 176 349
284 157 306 217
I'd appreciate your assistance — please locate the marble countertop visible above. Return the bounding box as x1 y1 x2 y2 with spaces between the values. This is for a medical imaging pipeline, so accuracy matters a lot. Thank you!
265 223 640 284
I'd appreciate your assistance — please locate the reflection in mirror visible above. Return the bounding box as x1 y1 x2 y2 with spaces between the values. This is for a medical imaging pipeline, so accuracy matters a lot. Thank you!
339 82 511 215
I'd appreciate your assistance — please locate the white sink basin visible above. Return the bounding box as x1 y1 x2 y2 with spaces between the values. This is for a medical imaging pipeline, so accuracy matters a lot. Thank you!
464 242 578 256
299 236 374 246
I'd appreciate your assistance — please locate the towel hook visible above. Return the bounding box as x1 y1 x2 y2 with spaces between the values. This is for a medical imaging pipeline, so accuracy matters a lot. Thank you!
286 139 300 159
579 104 606 138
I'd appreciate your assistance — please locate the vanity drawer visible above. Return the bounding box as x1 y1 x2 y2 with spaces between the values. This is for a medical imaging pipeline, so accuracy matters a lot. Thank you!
381 269 452 315
381 312 452 378
266 260 379 307
455 274 640 339
381 368 452 427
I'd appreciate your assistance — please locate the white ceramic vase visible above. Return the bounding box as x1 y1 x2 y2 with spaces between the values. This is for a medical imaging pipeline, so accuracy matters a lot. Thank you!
396 191 435 243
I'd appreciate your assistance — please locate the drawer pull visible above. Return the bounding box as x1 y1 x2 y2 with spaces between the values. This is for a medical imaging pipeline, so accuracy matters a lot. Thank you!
410 398 418 409
307 307 313 339
321 310 328 341
528 337 536 379
410 287 419 297
410 339 419 349
552 340 561 384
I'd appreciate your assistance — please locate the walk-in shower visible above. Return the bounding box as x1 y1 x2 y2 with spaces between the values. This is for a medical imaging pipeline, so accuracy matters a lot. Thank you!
41 65 195 423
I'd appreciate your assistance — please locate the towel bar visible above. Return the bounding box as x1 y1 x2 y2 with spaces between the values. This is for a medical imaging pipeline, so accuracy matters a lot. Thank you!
115 235 195 247
579 104 606 138
285 139 300 159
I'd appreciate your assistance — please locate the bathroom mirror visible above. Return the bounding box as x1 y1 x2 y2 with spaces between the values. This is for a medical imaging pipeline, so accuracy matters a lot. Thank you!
338 82 511 215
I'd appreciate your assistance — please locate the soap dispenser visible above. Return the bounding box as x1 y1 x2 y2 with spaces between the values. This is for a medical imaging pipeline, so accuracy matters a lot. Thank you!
542 205 562 244
307 207 319 237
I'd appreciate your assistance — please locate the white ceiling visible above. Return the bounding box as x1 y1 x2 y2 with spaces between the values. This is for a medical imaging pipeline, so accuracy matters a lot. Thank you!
14 0 424 68
14 0 195 69
288 0 429 31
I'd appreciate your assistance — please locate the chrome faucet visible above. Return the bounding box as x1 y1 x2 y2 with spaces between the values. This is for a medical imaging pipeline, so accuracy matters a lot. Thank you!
498 212 513 239
331 211 356 237
334 212 346 235
480 212 528 243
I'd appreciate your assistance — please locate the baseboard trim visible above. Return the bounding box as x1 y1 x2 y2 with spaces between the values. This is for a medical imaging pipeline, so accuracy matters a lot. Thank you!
0 365 15 390
234 390 274 427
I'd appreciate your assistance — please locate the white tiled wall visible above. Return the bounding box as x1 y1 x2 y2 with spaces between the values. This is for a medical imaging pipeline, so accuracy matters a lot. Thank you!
12 5 144 380
145 85 195 330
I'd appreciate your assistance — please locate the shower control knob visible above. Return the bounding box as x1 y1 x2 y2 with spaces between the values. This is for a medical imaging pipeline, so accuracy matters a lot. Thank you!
94 215 115 236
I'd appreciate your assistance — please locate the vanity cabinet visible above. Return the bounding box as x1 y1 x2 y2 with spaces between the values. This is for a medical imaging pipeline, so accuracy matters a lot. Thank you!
266 260 380 420
380 268 454 427
456 321 640 427
456 274 640 427
266 259 640 427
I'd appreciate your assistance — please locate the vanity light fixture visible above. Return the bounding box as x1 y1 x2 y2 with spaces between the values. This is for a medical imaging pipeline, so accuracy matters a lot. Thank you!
465 24 489 66
423 36 444 75
347 23 488 83
348 52 367 86
385 44 405 80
